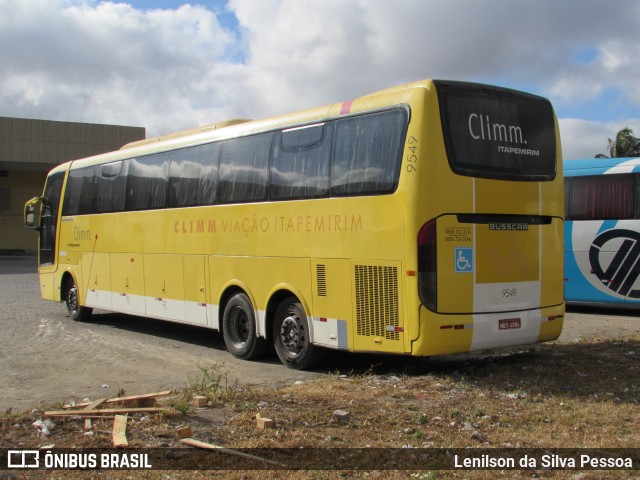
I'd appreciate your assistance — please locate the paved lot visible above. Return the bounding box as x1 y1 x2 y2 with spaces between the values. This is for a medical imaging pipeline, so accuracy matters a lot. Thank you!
0 255 323 410
1 255 638 410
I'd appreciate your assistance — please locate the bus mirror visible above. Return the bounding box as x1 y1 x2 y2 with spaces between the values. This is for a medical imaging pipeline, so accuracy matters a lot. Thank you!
24 197 43 230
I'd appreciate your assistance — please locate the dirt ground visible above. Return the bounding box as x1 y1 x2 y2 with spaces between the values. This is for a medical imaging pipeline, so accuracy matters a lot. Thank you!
1 254 639 412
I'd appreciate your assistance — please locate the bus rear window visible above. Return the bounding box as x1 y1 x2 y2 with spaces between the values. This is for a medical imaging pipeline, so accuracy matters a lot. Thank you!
435 80 556 181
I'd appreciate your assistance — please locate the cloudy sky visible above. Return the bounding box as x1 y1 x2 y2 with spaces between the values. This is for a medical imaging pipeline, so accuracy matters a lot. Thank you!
1 0 639 160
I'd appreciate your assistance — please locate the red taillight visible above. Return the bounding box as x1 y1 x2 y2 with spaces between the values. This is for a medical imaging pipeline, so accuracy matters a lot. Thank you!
418 219 437 311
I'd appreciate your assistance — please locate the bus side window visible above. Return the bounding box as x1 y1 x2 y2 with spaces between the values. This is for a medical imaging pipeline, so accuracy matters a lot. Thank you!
636 173 640 219
169 143 219 207
271 123 331 200
126 153 169 211
569 174 635 220
331 109 407 196
62 166 95 216
564 178 570 219
93 161 127 213
40 172 65 266
219 133 273 204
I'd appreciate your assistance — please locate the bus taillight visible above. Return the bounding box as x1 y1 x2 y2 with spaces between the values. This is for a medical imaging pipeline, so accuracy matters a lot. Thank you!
418 219 437 311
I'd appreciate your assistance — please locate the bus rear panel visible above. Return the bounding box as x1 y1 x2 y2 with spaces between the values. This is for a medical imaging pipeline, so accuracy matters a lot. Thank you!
413 81 564 356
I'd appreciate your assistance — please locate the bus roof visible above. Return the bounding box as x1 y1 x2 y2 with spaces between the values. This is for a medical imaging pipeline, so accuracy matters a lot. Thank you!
53 78 549 175
119 119 251 150
57 79 437 172
564 157 640 176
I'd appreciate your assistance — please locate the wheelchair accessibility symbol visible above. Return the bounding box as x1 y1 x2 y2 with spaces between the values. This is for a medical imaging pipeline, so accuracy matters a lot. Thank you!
455 248 473 273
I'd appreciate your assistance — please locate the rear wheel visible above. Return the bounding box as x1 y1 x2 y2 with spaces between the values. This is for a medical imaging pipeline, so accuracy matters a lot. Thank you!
222 293 266 360
273 296 324 370
65 277 92 322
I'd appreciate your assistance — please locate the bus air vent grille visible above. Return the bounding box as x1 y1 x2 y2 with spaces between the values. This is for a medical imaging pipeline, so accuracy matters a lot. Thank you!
316 264 327 297
354 265 400 341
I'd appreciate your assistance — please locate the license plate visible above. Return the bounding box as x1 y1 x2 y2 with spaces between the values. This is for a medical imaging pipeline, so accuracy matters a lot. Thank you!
499 318 521 330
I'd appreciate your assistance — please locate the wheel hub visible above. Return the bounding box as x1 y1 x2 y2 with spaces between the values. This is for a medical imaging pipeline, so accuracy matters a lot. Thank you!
68 286 78 315
231 308 250 344
281 315 303 352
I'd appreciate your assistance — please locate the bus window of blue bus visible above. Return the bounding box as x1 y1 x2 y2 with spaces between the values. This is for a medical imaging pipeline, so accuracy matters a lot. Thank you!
564 157 640 304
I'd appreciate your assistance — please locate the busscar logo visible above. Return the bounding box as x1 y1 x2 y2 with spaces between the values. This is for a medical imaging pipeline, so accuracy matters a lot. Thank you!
489 223 529 231
589 228 640 298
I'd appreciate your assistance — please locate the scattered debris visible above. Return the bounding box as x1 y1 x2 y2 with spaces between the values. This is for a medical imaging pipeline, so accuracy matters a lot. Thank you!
255 412 274 429
63 390 171 410
83 398 108 411
192 395 208 407
505 392 527 400
44 406 163 417
332 409 350 423
112 415 128 447
471 431 489 443
180 437 287 468
32 419 50 438
176 425 192 439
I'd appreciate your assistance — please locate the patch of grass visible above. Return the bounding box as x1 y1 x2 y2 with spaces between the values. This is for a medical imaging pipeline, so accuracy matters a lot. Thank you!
168 362 238 413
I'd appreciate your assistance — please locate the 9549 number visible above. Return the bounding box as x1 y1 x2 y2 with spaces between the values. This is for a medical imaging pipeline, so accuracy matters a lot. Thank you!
406 136 418 173
502 288 517 298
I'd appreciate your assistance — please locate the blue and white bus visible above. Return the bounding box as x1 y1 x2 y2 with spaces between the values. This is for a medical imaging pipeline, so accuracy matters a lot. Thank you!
564 157 640 304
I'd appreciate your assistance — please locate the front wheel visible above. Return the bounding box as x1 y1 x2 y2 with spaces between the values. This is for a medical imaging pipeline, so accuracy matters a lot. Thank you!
65 278 92 322
222 293 267 360
273 296 324 370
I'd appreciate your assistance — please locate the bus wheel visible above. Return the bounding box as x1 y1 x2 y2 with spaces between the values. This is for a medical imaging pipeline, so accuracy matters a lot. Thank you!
273 296 324 370
65 278 92 322
222 293 266 360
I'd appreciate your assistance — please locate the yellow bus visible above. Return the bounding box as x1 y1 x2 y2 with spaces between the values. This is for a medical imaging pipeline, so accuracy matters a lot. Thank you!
24 79 564 369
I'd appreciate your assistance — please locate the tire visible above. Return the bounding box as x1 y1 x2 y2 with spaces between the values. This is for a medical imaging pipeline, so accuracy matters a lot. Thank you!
273 296 324 370
65 277 93 322
222 293 266 360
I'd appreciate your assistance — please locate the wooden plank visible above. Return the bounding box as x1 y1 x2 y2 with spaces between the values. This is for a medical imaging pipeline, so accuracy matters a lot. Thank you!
84 398 108 411
112 415 128 447
255 412 274 429
63 390 172 409
180 438 287 468
109 390 171 403
44 407 163 417
130 397 157 408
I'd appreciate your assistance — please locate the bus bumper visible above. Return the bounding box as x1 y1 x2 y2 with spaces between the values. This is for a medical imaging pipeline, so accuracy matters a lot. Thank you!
411 304 565 356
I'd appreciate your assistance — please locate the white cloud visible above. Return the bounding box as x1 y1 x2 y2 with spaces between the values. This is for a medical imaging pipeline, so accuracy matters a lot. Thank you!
549 37 640 108
0 0 237 133
559 118 640 160
0 0 639 164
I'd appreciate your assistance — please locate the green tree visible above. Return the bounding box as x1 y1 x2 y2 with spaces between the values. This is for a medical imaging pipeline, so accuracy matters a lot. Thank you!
595 127 640 158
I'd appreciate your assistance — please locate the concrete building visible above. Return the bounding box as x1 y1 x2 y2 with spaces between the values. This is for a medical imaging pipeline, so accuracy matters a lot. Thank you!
0 116 145 252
